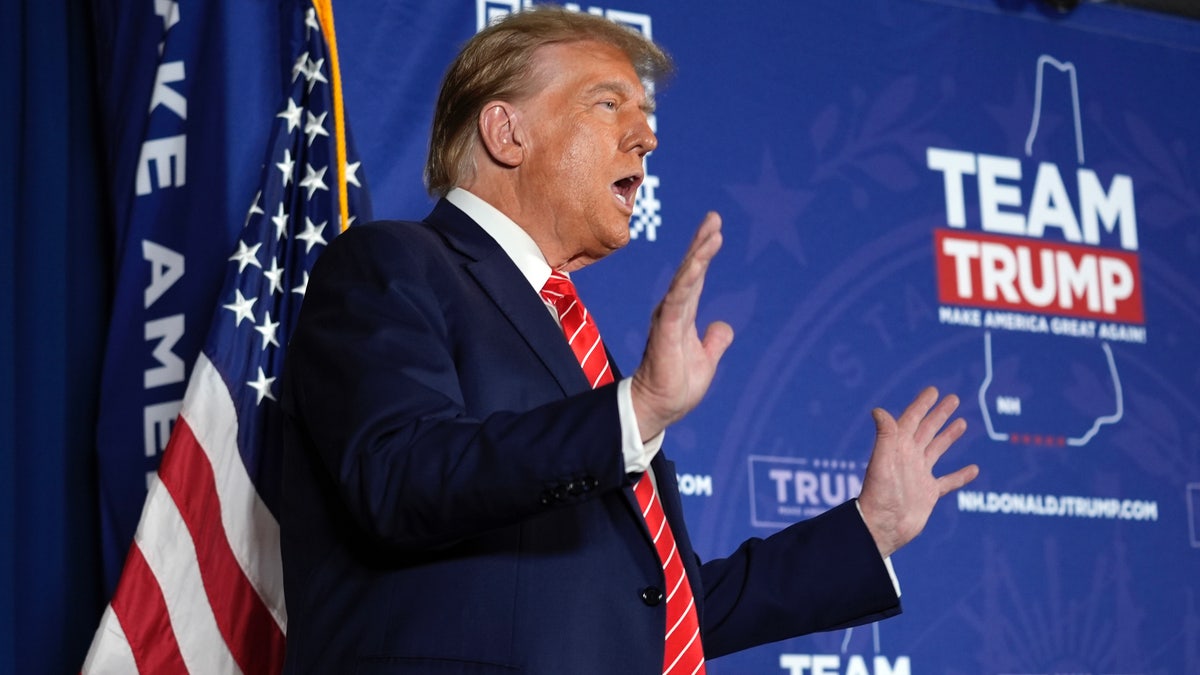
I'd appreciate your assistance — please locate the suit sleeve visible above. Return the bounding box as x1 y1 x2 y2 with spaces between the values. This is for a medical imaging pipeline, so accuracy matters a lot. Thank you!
281 223 629 551
697 500 902 657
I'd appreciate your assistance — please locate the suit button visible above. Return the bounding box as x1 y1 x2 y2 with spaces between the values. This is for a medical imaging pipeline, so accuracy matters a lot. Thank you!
551 485 567 501
641 586 663 606
567 480 584 496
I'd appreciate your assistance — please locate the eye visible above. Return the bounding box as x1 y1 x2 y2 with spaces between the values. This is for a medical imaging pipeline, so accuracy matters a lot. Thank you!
598 100 617 111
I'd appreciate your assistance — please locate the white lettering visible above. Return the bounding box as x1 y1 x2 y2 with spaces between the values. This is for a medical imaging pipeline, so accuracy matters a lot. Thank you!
149 61 187 119
769 468 792 503
143 400 181 458
926 149 1139 251
1055 251 1100 313
1098 256 1135 314
959 490 1158 521
984 311 1049 333
1079 170 1138 250
1015 246 1056 307
771 470 863 506
996 396 1021 415
812 655 839 675
1027 162 1082 243
977 154 1024 235
677 473 713 497
874 656 911 675
941 237 980 298
144 314 185 388
926 147 976 227
780 654 811 675
142 240 185 308
794 471 819 505
939 235 1139 320
155 0 180 32
846 656 871 675
136 135 187 195
937 306 981 327
980 241 1021 303
1098 322 1147 343
822 472 858 505
779 655 911 675
1050 317 1096 338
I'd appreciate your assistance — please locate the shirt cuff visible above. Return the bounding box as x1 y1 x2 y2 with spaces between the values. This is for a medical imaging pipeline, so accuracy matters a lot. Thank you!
855 499 902 598
617 378 664 473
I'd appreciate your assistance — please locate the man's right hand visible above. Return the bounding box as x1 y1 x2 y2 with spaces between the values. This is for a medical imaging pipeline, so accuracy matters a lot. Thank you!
630 212 734 442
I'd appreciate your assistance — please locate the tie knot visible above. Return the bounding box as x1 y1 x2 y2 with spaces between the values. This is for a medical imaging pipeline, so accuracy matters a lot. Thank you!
539 270 578 316
539 270 613 388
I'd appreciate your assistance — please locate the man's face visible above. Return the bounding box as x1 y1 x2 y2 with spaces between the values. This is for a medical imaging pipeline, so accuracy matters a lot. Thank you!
515 40 657 269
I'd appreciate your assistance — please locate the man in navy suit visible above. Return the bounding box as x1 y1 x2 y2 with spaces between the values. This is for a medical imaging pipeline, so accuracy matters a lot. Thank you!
279 7 978 674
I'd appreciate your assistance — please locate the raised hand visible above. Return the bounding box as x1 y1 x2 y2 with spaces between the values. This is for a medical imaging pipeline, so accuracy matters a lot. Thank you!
630 212 735 442
857 387 979 557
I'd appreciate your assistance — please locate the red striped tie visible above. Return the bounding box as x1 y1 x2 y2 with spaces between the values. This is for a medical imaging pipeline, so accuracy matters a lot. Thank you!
540 270 706 675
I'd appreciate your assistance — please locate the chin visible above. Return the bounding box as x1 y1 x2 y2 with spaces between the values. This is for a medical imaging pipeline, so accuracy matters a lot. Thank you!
605 225 632 252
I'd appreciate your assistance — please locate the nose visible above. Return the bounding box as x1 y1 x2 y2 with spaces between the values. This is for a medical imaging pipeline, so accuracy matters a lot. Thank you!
623 112 658 157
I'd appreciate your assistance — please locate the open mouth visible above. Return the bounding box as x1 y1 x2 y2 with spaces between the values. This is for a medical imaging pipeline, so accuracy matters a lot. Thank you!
611 174 643 208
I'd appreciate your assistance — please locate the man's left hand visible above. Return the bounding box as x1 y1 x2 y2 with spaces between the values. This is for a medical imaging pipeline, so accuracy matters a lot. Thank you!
857 387 979 558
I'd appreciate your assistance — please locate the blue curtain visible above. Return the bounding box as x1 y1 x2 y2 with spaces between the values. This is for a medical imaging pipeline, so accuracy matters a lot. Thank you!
1 0 108 671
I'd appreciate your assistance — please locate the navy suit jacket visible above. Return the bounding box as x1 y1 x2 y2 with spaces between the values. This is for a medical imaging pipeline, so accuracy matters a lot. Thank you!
279 199 900 674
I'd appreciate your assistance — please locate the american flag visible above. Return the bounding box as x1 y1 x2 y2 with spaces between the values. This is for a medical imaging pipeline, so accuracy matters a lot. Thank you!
83 2 369 671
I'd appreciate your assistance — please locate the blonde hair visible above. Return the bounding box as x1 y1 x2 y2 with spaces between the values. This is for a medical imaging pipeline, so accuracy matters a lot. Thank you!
425 6 673 196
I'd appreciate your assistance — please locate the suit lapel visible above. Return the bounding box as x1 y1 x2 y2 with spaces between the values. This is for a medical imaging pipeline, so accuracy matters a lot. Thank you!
427 200 689 585
425 199 590 398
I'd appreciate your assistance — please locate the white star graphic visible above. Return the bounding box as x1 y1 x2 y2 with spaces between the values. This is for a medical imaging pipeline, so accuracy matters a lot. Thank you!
244 190 264 229
277 98 303 134
229 240 263 272
345 160 362 188
304 110 329 147
291 51 310 83
300 163 328 200
302 56 328 93
337 212 357 232
292 271 310 297
222 289 257 327
276 148 295 187
255 310 281 350
272 202 289 240
247 367 276 404
305 8 321 39
296 217 328 253
263 257 285 295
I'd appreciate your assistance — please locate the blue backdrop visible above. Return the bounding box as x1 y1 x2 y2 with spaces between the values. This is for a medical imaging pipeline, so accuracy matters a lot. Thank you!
4 0 1199 673
336 3 1200 672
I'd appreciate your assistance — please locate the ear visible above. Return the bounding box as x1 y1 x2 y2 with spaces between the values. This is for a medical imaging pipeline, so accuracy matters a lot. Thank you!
477 101 524 168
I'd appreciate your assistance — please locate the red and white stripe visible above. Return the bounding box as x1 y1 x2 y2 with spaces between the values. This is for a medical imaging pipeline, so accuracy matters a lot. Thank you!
83 353 287 674
541 270 704 674
540 270 614 388
635 470 706 675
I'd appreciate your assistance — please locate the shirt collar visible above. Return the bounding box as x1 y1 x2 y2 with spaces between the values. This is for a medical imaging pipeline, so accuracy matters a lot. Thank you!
446 187 553 293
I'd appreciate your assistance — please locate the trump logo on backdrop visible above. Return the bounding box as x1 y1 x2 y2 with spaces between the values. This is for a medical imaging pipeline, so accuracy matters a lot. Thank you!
929 56 1145 342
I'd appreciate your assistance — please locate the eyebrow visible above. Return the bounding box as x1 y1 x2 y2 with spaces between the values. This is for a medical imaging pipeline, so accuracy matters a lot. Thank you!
585 81 656 114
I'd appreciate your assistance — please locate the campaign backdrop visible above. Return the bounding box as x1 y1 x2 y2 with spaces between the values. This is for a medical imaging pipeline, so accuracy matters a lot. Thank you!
331 1 1200 673
9 0 1198 672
